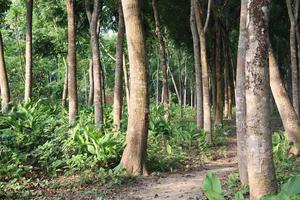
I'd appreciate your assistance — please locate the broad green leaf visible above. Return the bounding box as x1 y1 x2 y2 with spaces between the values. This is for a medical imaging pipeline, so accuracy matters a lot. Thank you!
203 172 224 200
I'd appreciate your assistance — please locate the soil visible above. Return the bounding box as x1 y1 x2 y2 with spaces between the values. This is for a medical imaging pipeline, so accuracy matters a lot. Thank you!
107 136 238 200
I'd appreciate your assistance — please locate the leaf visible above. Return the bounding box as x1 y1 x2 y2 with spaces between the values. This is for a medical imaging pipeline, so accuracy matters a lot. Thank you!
234 191 245 200
281 176 300 195
87 144 96 155
166 144 172 155
203 172 224 200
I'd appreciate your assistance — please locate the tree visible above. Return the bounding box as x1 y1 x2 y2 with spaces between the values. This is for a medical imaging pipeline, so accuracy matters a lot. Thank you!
86 0 104 128
152 0 169 119
286 0 300 116
66 0 78 124
269 47 300 155
24 0 33 101
214 19 223 125
0 31 10 112
245 1 277 198
236 0 248 185
113 0 125 131
120 0 149 176
190 0 203 129
193 0 212 142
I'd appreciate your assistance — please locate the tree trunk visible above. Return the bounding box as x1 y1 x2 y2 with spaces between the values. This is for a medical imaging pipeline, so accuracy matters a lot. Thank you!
86 0 104 128
62 57 68 107
123 54 130 106
184 60 187 107
215 20 223 125
236 0 248 186
88 59 94 105
269 48 300 155
224 49 229 119
245 1 277 199
190 0 203 129
66 0 78 125
152 0 169 119
287 0 299 116
0 31 10 112
113 1 125 131
120 0 149 176
194 0 211 142
24 0 33 101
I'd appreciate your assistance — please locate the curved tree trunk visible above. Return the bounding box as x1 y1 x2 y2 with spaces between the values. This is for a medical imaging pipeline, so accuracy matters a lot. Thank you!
245 1 277 199
113 1 125 131
190 0 203 129
194 0 212 142
269 48 300 155
152 0 169 119
235 0 248 186
66 0 78 124
0 31 10 112
24 0 33 101
120 0 149 176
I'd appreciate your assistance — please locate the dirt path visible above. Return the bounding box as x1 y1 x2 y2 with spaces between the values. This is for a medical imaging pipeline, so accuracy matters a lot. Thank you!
112 137 238 200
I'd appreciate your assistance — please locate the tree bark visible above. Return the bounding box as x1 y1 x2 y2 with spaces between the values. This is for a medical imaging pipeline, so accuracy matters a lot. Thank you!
152 0 169 119
245 1 277 199
215 20 223 125
286 0 299 116
120 0 149 176
236 0 248 186
190 0 203 129
62 57 68 107
86 0 104 128
194 0 212 142
24 0 33 101
123 54 130 106
0 31 10 112
66 0 78 125
269 48 300 155
113 1 125 131
88 59 94 105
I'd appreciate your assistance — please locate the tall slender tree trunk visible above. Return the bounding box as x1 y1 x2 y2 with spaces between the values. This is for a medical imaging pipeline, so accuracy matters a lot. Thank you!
62 57 68 107
113 1 125 131
236 0 248 185
287 0 299 116
24 0 33 101
190 1 203 129
215 20 223 125
123 54 130 106
194 0 212 142
88 59 94 105
0 31 10 112
223 47 229 119
245 1 277 199
269 48 300 155
120 0 149 176
152 0 169 118
66 0 78 124
86 0 104 128
184 61 187 107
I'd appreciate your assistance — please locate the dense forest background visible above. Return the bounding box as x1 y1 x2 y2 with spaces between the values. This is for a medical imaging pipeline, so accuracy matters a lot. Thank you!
0 0 300 199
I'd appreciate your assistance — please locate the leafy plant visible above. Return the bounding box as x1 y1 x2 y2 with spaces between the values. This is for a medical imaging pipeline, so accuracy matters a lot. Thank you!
203 172 224 200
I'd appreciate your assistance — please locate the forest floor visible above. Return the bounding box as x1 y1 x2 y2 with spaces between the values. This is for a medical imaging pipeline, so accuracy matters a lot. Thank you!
40 117 283 200
110 136 238 200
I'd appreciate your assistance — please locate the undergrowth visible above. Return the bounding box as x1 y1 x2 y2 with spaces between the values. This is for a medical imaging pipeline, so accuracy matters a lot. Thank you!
0 101 221 199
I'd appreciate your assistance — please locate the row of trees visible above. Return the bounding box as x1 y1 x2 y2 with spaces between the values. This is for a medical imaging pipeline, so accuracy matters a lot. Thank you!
1 0 300 199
